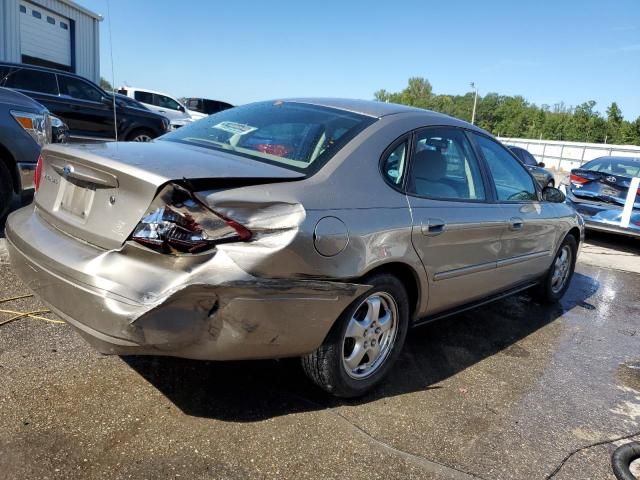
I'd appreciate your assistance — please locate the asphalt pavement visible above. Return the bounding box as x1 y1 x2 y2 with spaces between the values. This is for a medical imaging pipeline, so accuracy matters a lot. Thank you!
0 224 638 479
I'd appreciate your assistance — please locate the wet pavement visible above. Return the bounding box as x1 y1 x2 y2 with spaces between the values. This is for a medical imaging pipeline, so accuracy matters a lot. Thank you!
0 232 639 479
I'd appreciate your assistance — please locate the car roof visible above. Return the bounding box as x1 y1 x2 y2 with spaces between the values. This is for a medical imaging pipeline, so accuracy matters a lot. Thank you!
121 86 179 97
591 156 640 162
0 61 90 81
282 98 487 133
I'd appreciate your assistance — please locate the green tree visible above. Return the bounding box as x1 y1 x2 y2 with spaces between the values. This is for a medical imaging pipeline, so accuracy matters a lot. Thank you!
100 77 114 92
374 78 639 146
605 102 623 143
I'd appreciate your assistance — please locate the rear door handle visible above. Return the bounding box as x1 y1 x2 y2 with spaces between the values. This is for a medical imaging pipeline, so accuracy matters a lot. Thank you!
509 217 524 230
421 218 446 236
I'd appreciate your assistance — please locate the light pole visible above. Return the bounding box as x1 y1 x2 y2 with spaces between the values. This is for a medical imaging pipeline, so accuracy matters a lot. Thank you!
470 82 478 125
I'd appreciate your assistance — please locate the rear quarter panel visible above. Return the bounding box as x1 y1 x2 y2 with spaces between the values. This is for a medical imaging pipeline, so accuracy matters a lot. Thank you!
201 113 435 316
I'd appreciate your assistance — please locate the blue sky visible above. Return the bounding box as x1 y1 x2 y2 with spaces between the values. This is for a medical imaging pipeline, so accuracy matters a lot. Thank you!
82 0 640 119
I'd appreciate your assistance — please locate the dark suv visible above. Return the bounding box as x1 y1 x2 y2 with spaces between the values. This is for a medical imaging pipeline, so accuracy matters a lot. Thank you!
507 145 555 188
183 97 233 115
0 62 170 142
0 87 50 219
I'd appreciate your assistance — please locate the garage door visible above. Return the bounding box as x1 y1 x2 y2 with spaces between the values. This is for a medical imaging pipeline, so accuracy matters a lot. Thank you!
19 1 71 68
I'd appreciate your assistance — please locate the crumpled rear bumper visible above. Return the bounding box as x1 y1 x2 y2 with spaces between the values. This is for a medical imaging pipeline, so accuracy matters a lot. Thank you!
567 196 640 238
6 206 368 360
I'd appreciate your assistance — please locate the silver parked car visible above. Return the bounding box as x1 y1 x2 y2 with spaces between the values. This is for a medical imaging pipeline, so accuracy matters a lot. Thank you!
5 99 584 397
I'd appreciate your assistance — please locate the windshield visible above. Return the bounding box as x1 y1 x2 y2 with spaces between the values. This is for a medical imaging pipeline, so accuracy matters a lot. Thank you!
582 157 640 177
160 101 376 174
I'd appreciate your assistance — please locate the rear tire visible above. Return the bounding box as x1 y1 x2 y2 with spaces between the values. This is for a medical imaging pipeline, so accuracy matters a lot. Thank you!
0 161 14 223
301 273 409 398
127 129 155 142
533 234 577 303
611 442 640 480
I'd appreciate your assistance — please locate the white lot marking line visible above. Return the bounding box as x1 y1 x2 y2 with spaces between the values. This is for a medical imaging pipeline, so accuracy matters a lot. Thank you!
621 176 640 228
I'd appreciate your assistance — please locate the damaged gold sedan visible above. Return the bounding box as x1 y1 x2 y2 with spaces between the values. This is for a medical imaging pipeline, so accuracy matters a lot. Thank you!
5 99 583 397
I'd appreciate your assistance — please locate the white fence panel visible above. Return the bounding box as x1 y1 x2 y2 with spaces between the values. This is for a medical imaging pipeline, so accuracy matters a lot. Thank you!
498 138 640 172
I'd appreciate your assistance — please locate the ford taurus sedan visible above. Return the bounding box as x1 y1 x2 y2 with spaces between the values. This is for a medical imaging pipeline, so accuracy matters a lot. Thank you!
5 99 583 397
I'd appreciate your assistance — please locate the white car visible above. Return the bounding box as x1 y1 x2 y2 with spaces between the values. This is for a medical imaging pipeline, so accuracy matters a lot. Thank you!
117 87 205 126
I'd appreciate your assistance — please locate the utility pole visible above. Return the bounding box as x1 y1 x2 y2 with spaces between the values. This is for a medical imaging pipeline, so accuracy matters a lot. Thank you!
470 82 478 125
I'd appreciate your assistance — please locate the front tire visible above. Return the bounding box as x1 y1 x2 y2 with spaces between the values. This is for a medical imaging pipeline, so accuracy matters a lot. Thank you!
301 273 409 398
534 234 577 303
127 129 155 142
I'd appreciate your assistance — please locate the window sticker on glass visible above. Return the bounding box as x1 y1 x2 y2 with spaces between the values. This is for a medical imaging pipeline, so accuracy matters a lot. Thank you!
212 121 257 135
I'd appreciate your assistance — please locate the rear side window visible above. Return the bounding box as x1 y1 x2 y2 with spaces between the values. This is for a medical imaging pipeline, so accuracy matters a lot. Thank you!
134 91 153 104
473 134 537 201
162 101 376 174
58 75 103 102
408 127 486 200
4 68 58 95
382 141 408 186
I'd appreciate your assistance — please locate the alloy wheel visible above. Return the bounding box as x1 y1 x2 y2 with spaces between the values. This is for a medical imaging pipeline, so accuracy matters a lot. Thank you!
342 292 399 379
132 134 153 142
551 245 572 293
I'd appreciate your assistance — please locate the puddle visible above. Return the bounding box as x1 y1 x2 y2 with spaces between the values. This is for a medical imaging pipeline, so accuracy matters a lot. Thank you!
618 362 640 392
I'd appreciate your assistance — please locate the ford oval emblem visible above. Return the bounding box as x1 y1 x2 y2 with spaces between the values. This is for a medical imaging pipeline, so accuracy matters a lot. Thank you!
606 176 616 183
62 165 74 177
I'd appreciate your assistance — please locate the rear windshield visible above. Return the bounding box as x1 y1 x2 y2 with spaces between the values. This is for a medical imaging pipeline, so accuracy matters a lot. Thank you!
160 101 376 174
583 157 640 177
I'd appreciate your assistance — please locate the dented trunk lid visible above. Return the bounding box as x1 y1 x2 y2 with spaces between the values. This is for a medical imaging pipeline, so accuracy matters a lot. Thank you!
35 141 304 250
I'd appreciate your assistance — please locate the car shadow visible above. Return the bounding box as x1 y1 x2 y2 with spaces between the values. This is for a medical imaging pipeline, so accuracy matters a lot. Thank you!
585 231 640 255
122 272 599 422
1 193 32 238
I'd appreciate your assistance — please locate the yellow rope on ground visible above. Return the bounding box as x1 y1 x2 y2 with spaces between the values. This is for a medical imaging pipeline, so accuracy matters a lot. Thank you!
0 309 63 326
0 294 33 304
0 294 64 326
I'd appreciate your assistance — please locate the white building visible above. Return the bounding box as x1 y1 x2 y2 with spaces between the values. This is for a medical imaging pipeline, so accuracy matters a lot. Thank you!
0 0 101 83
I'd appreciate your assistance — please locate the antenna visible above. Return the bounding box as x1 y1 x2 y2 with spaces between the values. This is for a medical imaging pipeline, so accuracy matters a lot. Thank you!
106 0 117 141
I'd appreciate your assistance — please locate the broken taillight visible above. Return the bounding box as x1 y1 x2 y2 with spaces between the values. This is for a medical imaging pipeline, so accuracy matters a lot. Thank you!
130 183 252 254
569 173 589 185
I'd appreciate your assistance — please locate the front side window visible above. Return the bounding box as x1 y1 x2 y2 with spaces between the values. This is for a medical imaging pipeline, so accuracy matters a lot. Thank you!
4 68 58 95
382 140 408 186
408 127 486 200
58 75 103 102
161 101 376 174
473 134 537 201
522 150 538 167
154 94 181 111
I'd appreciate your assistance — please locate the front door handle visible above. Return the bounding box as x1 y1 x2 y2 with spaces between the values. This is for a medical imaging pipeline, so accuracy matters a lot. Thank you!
509 217 524 230
421 218 446 236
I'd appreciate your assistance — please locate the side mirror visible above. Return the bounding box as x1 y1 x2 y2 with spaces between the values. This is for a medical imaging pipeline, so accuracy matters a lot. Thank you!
178 105 185 112
542 186 566 203
538 161 546 168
